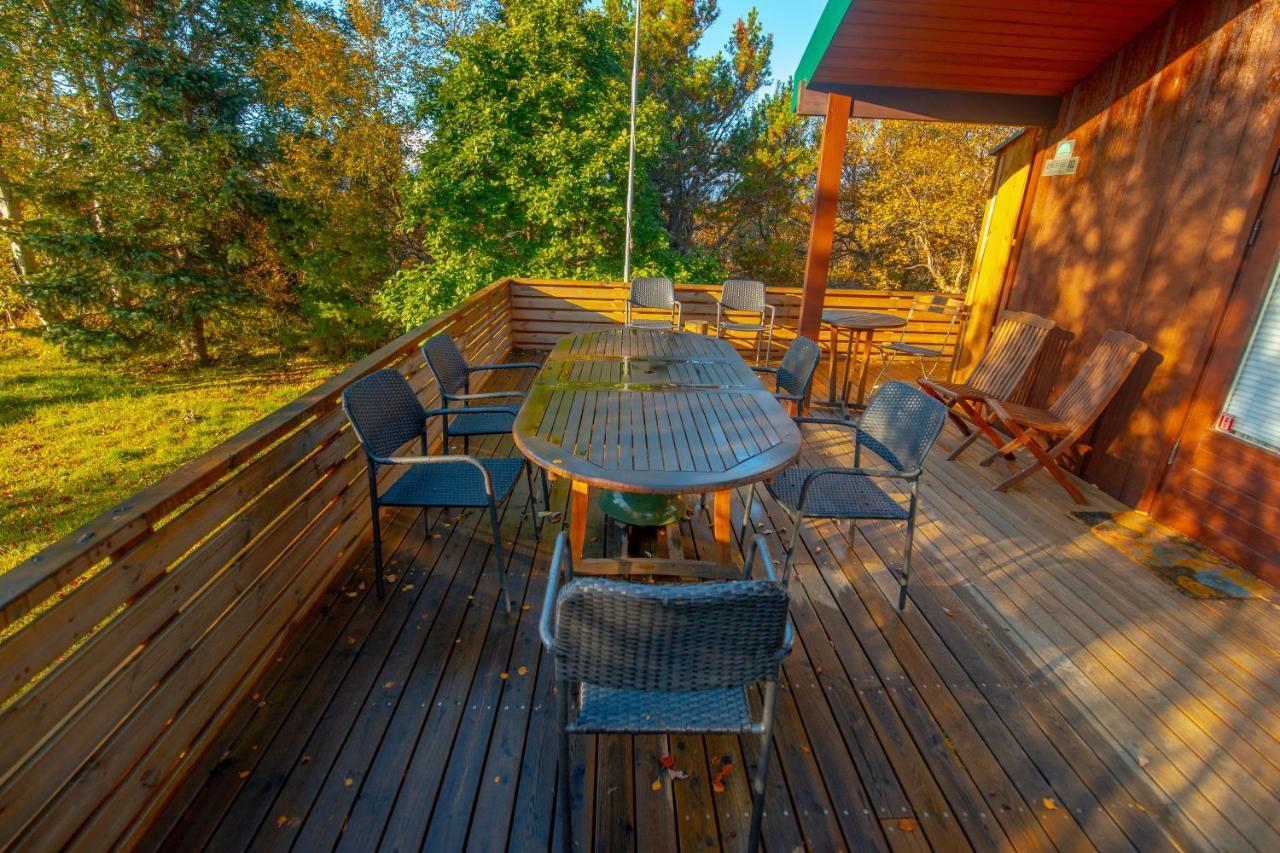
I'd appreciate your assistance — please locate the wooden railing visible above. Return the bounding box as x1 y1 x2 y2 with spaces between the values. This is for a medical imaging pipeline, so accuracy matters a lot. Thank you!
0 275 957 847
510 278 964 360
0 278 512 850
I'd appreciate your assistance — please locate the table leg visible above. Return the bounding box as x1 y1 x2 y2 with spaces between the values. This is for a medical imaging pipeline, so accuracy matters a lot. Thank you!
713 490 733 565
569 480 589 559
826 326 840 405
841 328 858 404
856 330 874 407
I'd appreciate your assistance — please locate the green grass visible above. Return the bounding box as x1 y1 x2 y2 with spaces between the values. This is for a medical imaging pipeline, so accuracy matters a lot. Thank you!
0 331 344 576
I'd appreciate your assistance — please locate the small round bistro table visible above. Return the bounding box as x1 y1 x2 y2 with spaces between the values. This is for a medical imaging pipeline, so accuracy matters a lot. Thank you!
821 309 908 411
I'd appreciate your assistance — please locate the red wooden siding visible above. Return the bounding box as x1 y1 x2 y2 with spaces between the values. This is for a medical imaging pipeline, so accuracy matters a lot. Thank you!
1002 0 1280 521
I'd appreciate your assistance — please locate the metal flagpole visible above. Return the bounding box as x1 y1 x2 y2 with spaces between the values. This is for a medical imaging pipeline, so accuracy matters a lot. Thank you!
623 0 641 283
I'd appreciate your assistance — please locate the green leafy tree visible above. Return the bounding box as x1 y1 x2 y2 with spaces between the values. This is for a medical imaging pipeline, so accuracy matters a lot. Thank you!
3 0 290 362
378 0 669 327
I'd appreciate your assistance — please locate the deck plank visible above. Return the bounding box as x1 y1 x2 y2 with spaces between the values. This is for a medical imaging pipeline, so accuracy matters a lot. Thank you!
149 359 1280 853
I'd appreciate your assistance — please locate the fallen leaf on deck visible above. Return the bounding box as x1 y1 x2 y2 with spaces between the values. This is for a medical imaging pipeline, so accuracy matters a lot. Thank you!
402 584 415 591
897 818 917 832
668 770 689 781
711 780 725 794
1042 798 1058 811
943 607 955 617
238 770 250 779
344 777 353 786
522 603 531 610
276 816 288 828
345 591 358 599
651 779 662 792
1137 754 1150 768
800 745 811 753
500 672 509 680
659 754 676 770
719 763 733 778
517 666 528 676
384 574 398 583
494 775 502 784
384 681 396 689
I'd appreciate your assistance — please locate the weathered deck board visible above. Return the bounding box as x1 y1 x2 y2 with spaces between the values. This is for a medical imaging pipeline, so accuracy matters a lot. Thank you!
149 359 1280 852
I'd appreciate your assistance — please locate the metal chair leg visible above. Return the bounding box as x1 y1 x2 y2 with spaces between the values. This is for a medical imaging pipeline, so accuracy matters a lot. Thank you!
782 509 802 583
900 491 918 611
739 483 755 543
367 468 386 599
748 679 780 852
488 502 512 613
556 687 573 853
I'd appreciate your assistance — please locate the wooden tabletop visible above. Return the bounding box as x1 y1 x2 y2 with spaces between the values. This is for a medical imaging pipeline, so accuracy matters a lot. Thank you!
821 309 907 331
513 328 801 493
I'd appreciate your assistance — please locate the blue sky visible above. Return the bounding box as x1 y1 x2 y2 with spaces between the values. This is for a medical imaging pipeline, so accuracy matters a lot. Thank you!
697 0 829 84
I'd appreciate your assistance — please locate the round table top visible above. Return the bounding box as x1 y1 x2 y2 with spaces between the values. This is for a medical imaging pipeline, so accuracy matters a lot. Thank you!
821 309 908 331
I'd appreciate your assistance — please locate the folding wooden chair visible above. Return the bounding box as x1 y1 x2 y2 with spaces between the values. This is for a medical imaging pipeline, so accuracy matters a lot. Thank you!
977 330 1147 504
917 310 1056 461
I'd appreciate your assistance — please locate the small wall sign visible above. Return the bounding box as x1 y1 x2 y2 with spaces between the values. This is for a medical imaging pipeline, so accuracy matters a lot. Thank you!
1217 412 1236 433
1042 138 1079 176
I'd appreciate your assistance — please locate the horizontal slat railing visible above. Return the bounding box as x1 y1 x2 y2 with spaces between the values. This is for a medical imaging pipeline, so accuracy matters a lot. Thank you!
0 277 515 849
509 278 964 358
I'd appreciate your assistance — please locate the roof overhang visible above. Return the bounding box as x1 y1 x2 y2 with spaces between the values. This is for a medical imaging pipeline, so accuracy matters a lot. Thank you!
794 0 1179 125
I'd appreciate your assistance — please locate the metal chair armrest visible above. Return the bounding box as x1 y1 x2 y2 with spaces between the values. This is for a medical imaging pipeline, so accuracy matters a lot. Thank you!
793 465 918 514
467 362 541 373
422 405 519 419
540 531 574 651
673 301 682 328
445 389 527 401
751 365 779 375
376 452 499 497
792 415 860 432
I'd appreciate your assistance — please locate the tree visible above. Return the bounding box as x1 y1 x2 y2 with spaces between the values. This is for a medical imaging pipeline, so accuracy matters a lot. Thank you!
703 83 817 286
377 0 669 327
606 0 771 259
2 0 291 362
834 121 1011 292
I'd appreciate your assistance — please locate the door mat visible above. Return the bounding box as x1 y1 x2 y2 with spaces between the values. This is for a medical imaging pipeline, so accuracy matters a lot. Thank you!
1071 511 1272 600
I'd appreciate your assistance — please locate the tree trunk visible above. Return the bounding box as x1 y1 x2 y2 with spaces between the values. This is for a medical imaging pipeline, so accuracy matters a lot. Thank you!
186 314 211 365
0 164 55 327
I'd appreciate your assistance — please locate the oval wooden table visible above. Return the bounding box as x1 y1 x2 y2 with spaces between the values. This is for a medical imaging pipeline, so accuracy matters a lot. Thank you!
821 309 908 411
513 327 802 566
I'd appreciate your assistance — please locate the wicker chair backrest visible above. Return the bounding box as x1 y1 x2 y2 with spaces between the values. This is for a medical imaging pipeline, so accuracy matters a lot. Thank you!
857 381 947 472
777 336 820 399
342 369 426 460
553 577 789 691
629 277 676 310
721 279 767 313
422 333 470 396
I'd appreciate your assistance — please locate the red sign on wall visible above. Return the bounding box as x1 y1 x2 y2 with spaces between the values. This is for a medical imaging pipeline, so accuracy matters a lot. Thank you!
1217 412 1236 433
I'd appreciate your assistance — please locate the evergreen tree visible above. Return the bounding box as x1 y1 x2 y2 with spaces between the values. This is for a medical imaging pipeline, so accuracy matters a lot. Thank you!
3 0 290 362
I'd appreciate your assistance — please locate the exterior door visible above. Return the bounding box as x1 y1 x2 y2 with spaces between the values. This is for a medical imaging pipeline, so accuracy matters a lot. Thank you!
1152 147 1280 585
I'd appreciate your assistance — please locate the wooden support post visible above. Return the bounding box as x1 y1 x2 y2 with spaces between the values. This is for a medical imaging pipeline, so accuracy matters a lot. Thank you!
569 480 590 559
798 93 852 342
713 489 733 565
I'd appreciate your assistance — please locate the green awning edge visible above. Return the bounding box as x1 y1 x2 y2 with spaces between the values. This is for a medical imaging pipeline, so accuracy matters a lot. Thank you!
792 0 855 110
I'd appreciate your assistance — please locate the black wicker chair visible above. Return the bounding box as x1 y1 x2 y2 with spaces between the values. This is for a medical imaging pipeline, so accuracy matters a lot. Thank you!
421 333 541 455
624 277 682 331
743 381 946 610
540 531 792 852
752 335 820 413
342 369 541 611
714 278 776 365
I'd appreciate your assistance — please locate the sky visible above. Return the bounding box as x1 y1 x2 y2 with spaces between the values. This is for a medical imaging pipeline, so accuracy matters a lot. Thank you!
697 0 830 85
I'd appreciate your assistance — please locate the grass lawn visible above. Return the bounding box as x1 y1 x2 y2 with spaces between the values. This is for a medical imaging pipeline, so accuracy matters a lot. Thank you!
0 331 344 576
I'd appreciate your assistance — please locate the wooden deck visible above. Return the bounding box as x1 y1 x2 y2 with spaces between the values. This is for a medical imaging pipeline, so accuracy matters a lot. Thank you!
146 360 1280 853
